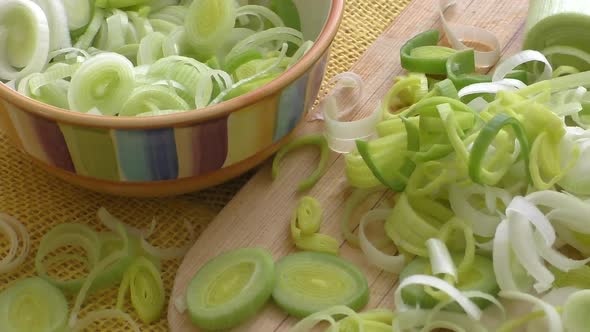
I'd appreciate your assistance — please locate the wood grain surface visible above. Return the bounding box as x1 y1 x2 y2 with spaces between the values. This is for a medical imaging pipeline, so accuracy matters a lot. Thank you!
168 0 529 330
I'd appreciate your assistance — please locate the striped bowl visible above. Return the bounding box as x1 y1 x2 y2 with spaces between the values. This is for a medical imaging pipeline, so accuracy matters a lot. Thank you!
0 0 344 197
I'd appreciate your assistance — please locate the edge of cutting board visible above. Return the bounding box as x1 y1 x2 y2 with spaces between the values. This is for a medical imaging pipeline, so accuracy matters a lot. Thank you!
168 0 529 331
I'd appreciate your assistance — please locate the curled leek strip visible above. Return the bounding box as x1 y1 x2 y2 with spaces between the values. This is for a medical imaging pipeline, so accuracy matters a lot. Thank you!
116 257 165 324
395 275 482 321
291 196 322 237
468 114 531 186
0 277 69 332
35 223 102 293
448 184 512 238
426 238 457 281
340 188 385 247
272 135 330 192
359 209 405 273
68 53 135 115
0 0 50 81
0 213 30 274
68 219 129 328
439 0 500 68
291 196 339 255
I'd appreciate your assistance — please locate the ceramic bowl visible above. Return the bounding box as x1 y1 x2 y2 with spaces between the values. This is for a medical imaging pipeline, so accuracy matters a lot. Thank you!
0 0 344 197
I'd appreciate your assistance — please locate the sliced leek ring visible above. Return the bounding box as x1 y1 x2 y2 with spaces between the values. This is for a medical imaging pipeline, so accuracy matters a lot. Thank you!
272 252 369 318
184 0 236 55
186 248 275 330
0 277 68 332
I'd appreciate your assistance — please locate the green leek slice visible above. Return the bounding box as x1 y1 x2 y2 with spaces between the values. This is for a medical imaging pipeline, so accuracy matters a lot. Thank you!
272 135 330 192
0 277 68 332
272 252 369 318
186 248 275 330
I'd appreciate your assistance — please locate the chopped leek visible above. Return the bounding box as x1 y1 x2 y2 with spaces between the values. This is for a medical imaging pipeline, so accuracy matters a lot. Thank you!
290 196 340 255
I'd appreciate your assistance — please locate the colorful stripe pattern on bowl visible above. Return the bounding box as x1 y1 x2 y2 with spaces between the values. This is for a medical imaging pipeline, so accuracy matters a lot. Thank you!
0 51 329 183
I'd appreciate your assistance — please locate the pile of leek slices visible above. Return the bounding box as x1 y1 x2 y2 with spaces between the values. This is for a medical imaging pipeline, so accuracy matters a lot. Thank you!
258 1 590 331
0 0 311 117
0 208 193 332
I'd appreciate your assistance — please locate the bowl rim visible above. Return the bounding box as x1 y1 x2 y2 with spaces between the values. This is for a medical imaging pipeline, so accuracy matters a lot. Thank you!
0 0 345 129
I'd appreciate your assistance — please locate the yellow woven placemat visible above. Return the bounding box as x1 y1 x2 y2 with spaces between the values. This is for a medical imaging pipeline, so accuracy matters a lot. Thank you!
0 0 412 330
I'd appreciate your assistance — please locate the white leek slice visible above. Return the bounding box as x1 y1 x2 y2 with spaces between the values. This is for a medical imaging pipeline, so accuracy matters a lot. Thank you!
105 10 129 51
289 305 358 332
526 191 590 234
358 209 405 273
0 0 50 81
68 53 135 115
508 213 554 293
74 8 104 50
395 275 482 320
492 50 552 82
137 32 166 66
0 213 29 274
458 79 525 99
427 238 457 281
533 231 590 272
449 184 511 238
500 291 562 332
439 0 500 67
493 219 521 292
558 127 590 195
506 196 555 246
63 0 91 31
316 72 381 154
33 0 71 51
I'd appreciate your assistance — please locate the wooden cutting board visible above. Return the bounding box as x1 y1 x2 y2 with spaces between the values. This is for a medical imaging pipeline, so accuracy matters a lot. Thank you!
168 0 529 330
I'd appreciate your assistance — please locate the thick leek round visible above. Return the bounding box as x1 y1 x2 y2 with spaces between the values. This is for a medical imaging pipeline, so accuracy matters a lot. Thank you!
272 252 369 318
186 248 275 330
0 277 68 332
